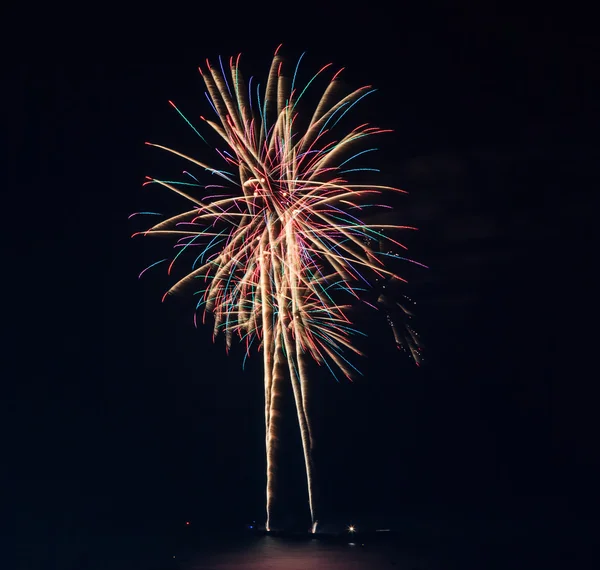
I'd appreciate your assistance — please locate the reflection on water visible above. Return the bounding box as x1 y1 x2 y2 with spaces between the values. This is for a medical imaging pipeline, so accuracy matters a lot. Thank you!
19 518 596 568
187 535 429 569
170 523 597 570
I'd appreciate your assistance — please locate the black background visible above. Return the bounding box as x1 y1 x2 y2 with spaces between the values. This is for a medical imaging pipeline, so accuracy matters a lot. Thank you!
7 2 597 560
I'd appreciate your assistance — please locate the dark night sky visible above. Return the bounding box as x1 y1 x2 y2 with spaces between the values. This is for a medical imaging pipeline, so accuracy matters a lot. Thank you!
7 3 598 545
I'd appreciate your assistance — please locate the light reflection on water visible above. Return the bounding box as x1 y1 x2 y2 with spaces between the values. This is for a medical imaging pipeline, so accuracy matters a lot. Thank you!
183 535 429 569
169 522 597 570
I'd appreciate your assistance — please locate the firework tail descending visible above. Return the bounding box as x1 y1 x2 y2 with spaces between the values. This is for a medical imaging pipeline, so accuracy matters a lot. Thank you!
268 315 286 530
135 48 424 530
259 241 276 529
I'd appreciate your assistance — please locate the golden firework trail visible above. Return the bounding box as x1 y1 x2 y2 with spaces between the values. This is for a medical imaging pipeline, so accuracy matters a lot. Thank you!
132 46 425 531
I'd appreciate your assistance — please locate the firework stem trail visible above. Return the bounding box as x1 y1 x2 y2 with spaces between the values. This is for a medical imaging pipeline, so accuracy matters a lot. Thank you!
282 321 316 525
268 323 286 530
281 216 316 523
259 241 275 528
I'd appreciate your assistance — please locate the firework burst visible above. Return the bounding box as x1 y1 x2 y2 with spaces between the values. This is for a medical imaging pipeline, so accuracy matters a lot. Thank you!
132 46 424 530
